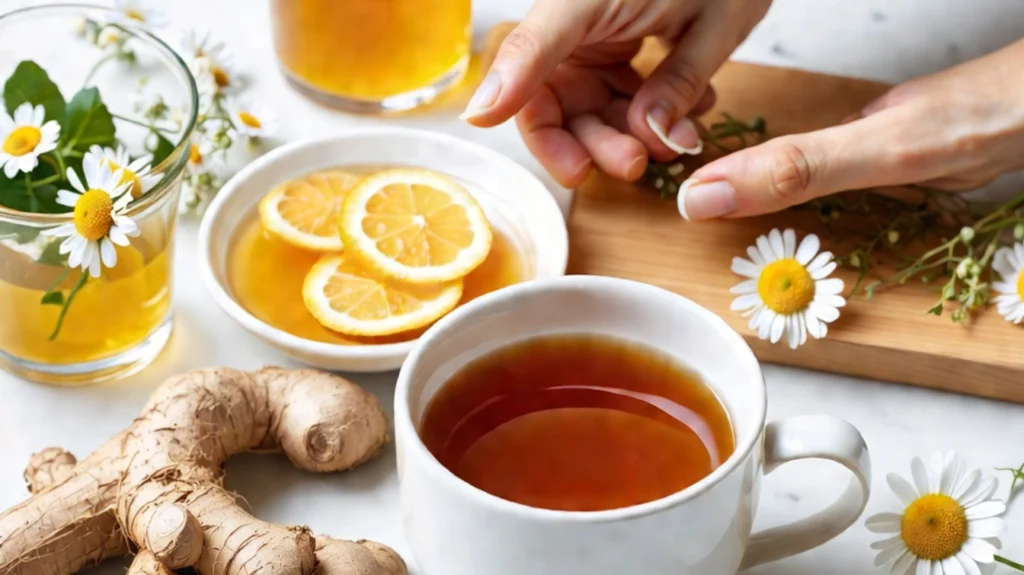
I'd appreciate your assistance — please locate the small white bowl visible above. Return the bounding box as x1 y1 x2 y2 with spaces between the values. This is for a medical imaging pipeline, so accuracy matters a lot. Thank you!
198 128 569 372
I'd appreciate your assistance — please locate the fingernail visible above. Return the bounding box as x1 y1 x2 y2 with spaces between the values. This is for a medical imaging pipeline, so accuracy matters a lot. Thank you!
460 71 502 120
645 101 703 155
678 178 736 221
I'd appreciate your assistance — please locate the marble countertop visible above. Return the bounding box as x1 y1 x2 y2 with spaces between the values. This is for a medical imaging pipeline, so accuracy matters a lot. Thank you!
2 1 1024 574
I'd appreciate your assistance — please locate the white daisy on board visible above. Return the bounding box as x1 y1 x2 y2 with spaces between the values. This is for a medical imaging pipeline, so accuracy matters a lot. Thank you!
181 30 239 94
111 0 168 28
730 228 845 349
42 157 139 278
867 452 1006 575
0 103 60 178
86 144 160 199
225 97 277 139
992 242 1024 324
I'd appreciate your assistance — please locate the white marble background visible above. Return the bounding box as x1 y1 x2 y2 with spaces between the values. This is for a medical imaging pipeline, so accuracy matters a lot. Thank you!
1 1 1024 574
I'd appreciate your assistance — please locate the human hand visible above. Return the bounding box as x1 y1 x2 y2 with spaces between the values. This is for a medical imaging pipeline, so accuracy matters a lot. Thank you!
677 39 1024 221
461 0 772 188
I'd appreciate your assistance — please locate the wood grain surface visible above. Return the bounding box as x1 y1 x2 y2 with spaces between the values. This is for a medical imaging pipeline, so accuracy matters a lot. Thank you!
480 24 1024 403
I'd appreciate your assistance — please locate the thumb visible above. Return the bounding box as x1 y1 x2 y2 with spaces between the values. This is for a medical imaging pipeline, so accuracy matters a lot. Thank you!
460 2 597 127
676 112 917 220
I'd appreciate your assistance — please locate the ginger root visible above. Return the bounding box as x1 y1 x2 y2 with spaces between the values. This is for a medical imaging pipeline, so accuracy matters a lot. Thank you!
0 367 408 575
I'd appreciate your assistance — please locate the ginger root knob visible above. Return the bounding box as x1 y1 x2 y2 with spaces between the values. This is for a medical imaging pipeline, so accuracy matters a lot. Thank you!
146 503 203 569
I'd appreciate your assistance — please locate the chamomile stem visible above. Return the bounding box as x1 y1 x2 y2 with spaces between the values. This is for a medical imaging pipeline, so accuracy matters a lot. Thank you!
49 272 88 341
995 555 1024 571
110 113 176 135
82 52 117 88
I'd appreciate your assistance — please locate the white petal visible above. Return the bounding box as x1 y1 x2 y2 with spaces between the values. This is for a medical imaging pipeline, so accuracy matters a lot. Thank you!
942 454 965 495
128 154 153 171
806 251 833 273
798 313 807 346
960 477 997 508
88 251 102 277
888 472 919 506
967 518 1006 539
795 233 820 265
41 222 76 237
911 457 931 495
928 453 946 494
892 554 917 575
871 534 905 550
17 155 37 173
84 154 99 187
730 278 758 294
814 294 847 309
917 559 932 575
58 235 78 254
931 560 943 575
100 238 117 268
56 189 80 207
108 227 130 246
746 245 765 266
805 309 826 339
782 229 796 259
31 104 44 125
811 260 838 279
3 157 18 178
809 301 841 323
66 167 86 193
34 141 56 154
731 293 763 311
942 556 965 575
113 216 140 236
1016 242 1024 265
875 541 908 566
866 512 904 533
952 470 980 501
41 121 60 137
992 248 1017 279
787 314 802 349
731 257 761 279
14 102 32 124
965 501 1005 520
768 229 785 260
955 553 982 575
769 313 785 343
816 277 845 296
961 538 997 564
756 235 776 263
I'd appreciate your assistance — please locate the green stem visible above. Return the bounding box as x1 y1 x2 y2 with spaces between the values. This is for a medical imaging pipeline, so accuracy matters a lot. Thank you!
43 268 71 294
995 555 1024 571
49 272 88 341
110 113 176 135
54 149 67 179
82 52 117 88
33 174 61 186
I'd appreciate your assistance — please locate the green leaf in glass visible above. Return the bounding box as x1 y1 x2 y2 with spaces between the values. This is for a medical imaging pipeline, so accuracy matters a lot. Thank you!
63 87 116 151
3 61 66 125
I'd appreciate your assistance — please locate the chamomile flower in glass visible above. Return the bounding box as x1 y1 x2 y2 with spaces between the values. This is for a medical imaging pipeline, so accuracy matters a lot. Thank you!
0 103 59 178
181 30 239 94
86 144 160 199
992 242 1024 324
226 97 277 140
730 228 845 349
42 157 139 278
866 452 1006 575
111 0 168 28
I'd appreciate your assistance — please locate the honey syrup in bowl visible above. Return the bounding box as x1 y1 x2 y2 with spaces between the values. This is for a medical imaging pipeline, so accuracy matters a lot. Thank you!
420 335 735 512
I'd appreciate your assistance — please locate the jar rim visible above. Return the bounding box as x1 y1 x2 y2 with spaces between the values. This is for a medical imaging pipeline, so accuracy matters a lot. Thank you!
0 2 199 225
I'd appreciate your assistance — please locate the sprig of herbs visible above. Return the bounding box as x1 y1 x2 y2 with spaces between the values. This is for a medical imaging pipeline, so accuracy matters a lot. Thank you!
993 463 1024 572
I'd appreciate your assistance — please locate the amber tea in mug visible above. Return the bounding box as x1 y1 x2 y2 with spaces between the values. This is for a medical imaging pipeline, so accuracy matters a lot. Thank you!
420 335 735 512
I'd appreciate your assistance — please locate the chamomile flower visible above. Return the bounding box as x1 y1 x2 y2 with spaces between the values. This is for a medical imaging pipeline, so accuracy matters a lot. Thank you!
866 452 1006 575
111 0 168 28
186 134 218 175
181 30 239 94
0 103 60 178
225 97 277 139
730 229 845 349
992 242 1024 324
86 145 160 199
42 157 139 278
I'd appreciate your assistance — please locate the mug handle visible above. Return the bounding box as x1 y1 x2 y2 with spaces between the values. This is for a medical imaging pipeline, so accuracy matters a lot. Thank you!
740 414 871 570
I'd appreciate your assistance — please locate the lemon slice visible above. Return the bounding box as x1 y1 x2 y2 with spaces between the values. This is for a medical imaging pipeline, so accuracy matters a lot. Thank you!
338 168 493 284
302 253 463 336
259 170 363 251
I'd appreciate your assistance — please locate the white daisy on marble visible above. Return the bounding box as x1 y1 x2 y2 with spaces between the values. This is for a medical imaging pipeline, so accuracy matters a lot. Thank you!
181 30 240 94
42 155 139 278
225 97 276 140
992 242 1024 324
111 0 168 28
0 103 60 178
867 452 1006 575
730 228 845 349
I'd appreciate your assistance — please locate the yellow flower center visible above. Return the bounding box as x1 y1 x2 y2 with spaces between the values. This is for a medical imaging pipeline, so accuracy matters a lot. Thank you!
73 190 115 241
238 112 262 129
757 258 816 315
901 494 968 561
125 9 146 21
1017 270 1024 299
103 159 144 198
212 67 231 88
3 126 42 156
188 144 203 165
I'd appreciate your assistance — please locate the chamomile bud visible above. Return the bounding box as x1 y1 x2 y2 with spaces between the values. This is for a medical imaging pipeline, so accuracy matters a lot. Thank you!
1015 223 1024 241
959 226 975 243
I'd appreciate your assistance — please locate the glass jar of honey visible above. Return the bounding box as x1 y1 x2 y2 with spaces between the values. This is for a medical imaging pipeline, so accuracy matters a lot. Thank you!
270 0 472 113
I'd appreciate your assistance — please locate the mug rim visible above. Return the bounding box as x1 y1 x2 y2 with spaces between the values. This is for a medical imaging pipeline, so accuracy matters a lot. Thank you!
395 275 768 522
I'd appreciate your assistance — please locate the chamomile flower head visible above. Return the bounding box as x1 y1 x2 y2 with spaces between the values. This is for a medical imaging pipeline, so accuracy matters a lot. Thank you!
181 30 239 94
730 229 845 349
42 155 139 278
0 103 60 178
225 97 277 139
186 133 218 175
992 242 1024 324
85 145 160 199
866 452 1006 575
111 0 168 28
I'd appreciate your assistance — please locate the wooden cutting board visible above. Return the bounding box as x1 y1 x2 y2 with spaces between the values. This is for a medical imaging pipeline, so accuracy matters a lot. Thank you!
473 24 1023 402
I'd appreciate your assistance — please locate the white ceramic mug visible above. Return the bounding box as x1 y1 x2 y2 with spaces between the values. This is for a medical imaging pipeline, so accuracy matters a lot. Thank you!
395 276 871 575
